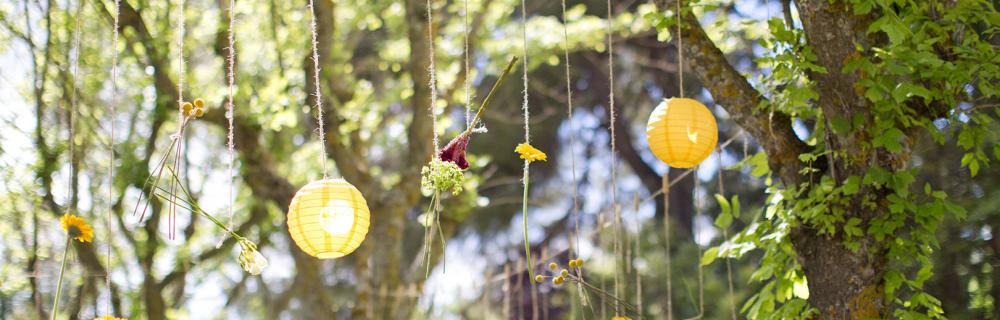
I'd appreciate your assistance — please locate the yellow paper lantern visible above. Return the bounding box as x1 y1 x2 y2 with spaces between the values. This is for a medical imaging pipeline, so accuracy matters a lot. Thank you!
287 178 371 259
646 97 718 168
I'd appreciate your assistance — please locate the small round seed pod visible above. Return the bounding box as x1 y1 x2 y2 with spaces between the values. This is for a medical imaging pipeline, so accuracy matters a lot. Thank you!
534 275 544 283
193 98 205 109
552 276 564 285
560 269 569 277
548 262 558 270
194 108 205 118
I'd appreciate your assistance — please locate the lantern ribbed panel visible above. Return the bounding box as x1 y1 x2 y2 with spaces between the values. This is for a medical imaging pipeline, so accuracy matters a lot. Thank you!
287 179 371 259
646 98 718 168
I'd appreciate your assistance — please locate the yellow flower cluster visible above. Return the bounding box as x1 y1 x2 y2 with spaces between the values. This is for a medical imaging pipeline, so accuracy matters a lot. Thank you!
515 143 547 163
94 316 127 320
60 214 93 243
181 98 207 118
535 258 584 286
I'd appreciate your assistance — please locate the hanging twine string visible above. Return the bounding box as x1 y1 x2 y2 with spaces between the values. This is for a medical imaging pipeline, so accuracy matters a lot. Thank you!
605 0 624 315
560 0 582 262
676 0 685 98
53 2 84 318
426 0 440 151
519 1 530 146
662 174 674 320
223 0 238 241
694 165 705 318
519 0 537 285
307 0 329 178
165 0 188 239
65 0 83 214
106 0 121 314
717 145 737 320
463 0 473 129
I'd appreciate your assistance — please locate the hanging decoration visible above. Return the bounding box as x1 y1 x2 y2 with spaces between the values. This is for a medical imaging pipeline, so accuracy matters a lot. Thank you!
420 57 518 275
52 3 86 318
515 0 544 285
417 0 518 276
646 0 718 169
646 97 718 168
103 0 123 317
287 179 371 259
286 0 371 260
130 0 267 275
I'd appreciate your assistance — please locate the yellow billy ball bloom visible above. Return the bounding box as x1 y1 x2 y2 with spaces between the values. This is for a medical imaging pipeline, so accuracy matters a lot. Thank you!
646 98 718 168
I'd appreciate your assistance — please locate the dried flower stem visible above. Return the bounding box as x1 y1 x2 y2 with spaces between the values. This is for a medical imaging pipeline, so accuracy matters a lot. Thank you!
460 57 518 137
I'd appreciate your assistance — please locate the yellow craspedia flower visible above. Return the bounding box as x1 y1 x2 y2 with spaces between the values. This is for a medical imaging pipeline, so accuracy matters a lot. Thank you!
95 316 127 320
60 214 93 243
515 143 547 163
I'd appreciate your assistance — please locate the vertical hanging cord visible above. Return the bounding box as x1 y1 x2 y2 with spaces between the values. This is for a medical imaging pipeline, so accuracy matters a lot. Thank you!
66 0 82 215
605 0 623 315
519 0 536 286
718 146 737 320
169 0 187 239
694 166 705 318
662 174 673 320
519 0 529 146
224 0 238 238
676 0 684 98
561 0 581 262
307 0 329 178
426 0 440 151
54 2 84 318
106 0 121 314
462 0 472 129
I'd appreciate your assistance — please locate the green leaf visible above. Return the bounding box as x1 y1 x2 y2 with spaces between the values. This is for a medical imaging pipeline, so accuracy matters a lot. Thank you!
749 152 770 177
715 193 731 216
716 213 733 229
701 247 720 266
731 195 741 218
873 128 905 152
830 115 852 134
892 83 933 103
792 277 810 300
843 176 862 195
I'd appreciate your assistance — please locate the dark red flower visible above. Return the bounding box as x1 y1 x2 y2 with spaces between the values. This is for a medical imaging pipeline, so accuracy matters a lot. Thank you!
438 134 471 169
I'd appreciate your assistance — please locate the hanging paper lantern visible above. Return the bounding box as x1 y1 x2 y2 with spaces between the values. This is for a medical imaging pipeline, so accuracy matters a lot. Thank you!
646 98 718 168
287 179 371 259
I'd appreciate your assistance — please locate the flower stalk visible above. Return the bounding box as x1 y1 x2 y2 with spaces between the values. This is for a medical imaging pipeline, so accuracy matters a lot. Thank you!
50 237 71 320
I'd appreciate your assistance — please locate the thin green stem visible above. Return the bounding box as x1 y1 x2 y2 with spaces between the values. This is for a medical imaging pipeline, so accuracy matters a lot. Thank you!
423 192 438 278
50 237 71 320
522 167 534 284
435 195 446 273
461 56 519 137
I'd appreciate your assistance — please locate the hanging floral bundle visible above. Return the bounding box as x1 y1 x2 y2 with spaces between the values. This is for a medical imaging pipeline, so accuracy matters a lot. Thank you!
419 57 518 277
129 98 267 276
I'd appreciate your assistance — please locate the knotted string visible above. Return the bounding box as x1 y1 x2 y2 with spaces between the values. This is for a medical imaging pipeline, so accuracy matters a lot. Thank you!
307 0 329 178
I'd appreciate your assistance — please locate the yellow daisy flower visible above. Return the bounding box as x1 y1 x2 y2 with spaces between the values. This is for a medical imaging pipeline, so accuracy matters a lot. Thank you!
60 214 93 243
515 143 547 163
95 316 127 320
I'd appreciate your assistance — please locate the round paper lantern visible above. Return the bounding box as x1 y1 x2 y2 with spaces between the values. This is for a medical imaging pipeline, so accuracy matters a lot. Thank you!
646 97 718 168
287 178 371 259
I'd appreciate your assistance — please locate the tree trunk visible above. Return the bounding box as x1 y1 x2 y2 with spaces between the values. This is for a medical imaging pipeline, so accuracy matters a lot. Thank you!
792 227 885 318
